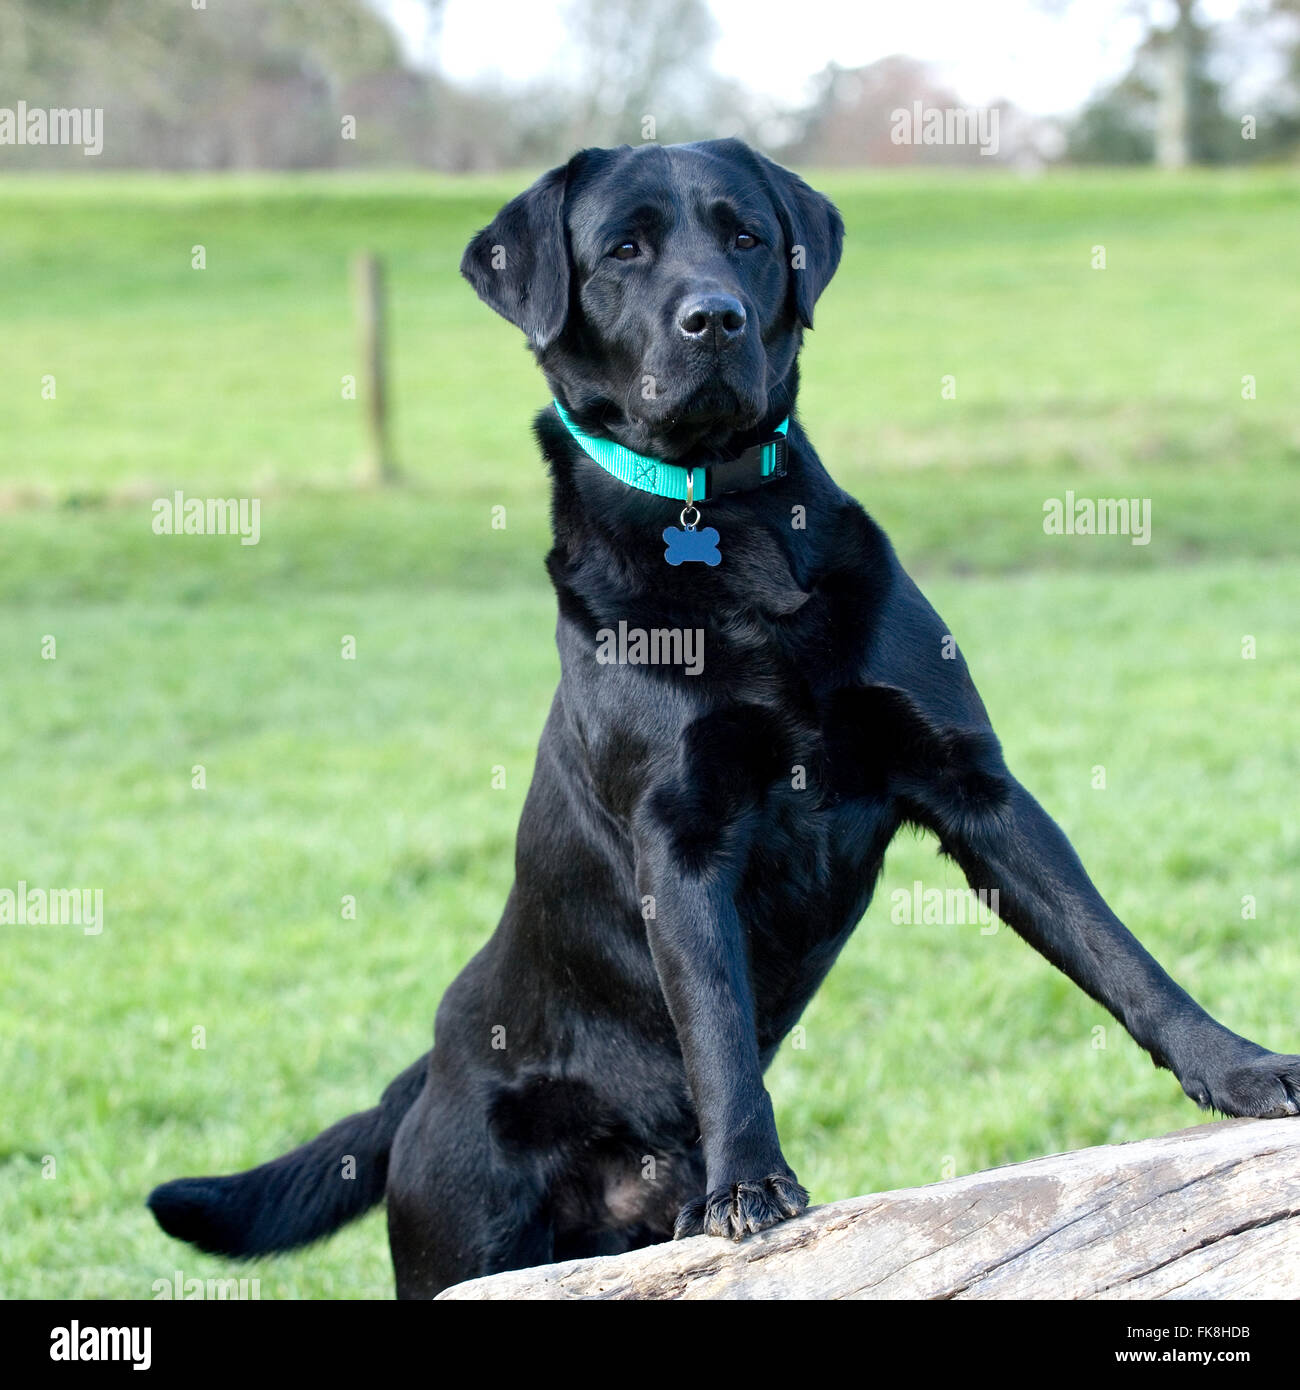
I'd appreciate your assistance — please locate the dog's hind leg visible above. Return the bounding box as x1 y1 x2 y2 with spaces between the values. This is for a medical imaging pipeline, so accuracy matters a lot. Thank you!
384 1069 554 1299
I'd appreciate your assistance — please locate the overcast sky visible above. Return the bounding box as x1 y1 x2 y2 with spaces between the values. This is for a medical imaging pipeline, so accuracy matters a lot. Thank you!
376 0 1250 116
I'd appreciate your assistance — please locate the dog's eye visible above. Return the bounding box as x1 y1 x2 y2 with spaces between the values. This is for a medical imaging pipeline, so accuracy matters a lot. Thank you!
610 241 640 261
735 230 759 249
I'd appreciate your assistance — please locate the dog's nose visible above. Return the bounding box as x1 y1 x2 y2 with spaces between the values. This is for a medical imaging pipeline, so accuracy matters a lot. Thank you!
676 293 747 347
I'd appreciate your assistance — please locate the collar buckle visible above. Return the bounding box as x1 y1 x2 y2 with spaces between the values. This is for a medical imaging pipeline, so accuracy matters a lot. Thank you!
705 434 788 498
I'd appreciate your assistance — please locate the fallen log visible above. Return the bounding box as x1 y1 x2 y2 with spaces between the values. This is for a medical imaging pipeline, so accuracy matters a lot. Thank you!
438 1118 1300 1300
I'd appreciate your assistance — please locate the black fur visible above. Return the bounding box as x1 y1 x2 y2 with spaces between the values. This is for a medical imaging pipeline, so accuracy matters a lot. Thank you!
149 140 1300 1298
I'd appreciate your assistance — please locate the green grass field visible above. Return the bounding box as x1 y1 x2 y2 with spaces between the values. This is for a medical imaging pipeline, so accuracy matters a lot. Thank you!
1 168 1297 1298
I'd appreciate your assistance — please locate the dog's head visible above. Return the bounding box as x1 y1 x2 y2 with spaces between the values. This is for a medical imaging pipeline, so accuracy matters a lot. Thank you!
461 139 843 461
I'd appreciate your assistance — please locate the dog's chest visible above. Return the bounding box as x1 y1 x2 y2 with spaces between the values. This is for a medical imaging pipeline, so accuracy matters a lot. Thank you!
572 596 897 908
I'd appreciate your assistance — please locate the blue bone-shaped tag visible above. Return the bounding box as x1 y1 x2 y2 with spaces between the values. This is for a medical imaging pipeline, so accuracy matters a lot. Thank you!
662 525 721 566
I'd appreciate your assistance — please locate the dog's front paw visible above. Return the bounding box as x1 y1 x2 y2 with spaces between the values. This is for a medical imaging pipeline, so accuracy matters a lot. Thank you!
672 1173 809 1242
1186 1051 1300 1118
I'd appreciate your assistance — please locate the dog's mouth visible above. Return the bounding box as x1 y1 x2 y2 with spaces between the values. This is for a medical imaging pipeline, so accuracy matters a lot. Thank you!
626 380 765 460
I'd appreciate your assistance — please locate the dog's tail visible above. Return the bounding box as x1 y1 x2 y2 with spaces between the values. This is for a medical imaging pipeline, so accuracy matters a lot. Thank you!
147 1051 429 1258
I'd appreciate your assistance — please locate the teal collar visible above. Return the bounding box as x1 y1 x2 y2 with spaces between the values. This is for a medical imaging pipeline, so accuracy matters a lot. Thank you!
553 400 789 503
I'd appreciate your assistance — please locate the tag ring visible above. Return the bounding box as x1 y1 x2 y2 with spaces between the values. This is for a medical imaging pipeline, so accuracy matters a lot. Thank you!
680 468 699 529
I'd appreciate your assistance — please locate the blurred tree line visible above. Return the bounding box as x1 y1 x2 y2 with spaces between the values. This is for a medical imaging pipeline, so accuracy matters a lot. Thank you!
1065 0 1300 164
0 0 1296 169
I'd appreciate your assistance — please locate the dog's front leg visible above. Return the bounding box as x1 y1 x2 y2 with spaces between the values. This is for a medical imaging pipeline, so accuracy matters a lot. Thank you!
910 766 1300 1119
634 814 808 1241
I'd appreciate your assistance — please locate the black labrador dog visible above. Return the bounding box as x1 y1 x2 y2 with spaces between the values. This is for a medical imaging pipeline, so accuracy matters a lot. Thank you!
150 139 1300 1298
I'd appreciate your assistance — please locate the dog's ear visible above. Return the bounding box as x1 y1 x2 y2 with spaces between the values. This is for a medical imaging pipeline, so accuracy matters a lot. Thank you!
753 153 844 330
461 163 570 350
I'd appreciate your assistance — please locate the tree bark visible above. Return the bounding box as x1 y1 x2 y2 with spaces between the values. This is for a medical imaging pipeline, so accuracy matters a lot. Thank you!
438 1119 1300 1299
1156 0 1196 169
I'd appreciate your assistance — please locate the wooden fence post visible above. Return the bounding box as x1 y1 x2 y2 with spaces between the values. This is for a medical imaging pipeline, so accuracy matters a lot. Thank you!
352 251 397 484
